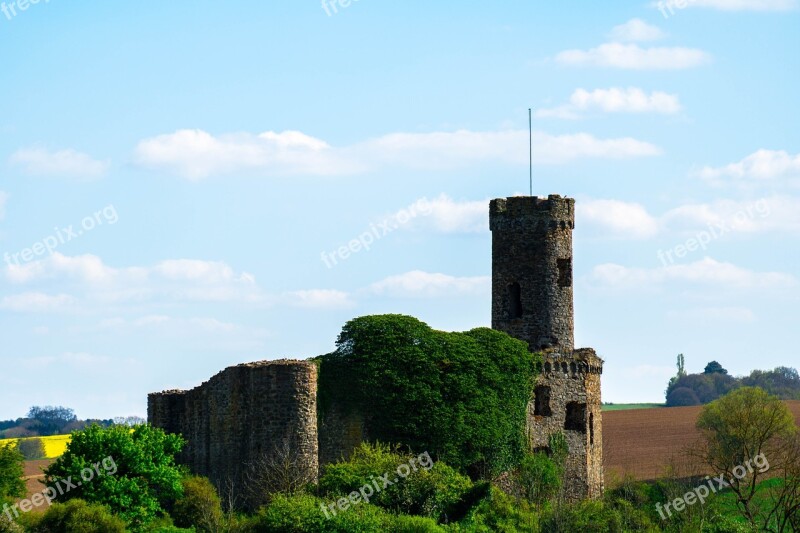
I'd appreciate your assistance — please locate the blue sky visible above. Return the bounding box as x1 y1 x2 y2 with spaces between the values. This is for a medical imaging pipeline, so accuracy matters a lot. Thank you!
1 0 798 419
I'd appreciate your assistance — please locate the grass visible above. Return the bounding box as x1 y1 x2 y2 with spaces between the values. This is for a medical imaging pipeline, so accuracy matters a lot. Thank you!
0 434 71 458
602 403 665 411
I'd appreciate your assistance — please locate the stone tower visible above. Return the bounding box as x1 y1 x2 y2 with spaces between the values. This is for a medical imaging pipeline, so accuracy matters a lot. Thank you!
490 195 603 500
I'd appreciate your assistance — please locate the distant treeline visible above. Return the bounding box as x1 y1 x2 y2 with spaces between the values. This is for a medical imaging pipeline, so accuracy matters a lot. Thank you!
665 357 800 407
0 405 144 439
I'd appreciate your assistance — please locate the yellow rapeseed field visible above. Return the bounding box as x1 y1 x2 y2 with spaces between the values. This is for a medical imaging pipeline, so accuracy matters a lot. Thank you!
0 434 70 459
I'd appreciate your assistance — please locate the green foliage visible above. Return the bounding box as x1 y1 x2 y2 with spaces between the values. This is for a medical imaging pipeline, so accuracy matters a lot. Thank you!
318 442 472 521
27 406 77 437
26 499 126 532
450 486 539 532
542 499 656 532
665 372 737 406
742 366 800 400
253 492 445 532
666 387 700 407
517 453 561 505
703 361 728 375
44 424 186 529
0 443 24 502
318 315 536 477
172 476 223 532
17 438 45 461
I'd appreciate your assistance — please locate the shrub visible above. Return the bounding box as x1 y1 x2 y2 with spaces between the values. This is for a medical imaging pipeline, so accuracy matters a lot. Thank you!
43 424 185 529
27 499 126 532
517 452 562 505
0 444 24 502
17 439 46 461
666 387 700 407
453 486 539 532
318 442 472 521
172 476 223 532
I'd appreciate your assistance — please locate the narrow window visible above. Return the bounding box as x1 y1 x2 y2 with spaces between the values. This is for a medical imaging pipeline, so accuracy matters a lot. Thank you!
557 258 572 288
570 362 577 375
565 402 587 432
533 386 552 417
508 282 523 319
589 413 595 445
544 362 551 373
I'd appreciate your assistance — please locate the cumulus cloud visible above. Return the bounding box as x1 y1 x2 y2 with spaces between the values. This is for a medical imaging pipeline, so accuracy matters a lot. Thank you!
555 43 711 69
590 257 796 289
368 270 490 298
133 128 662 179
537 87 681 119
609 19 666 42
579 199 660 239
694 150 800 187
10 147 109 179
402 195 487 234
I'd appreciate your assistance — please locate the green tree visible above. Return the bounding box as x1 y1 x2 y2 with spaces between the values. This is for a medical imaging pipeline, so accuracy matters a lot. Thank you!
27 406 76 436
703 360 728 375
44 424 186 529
173 476 223 532
0 443 25 502
318 315 536 477
17 438 45 461
27 499 126 533
696 387 797 529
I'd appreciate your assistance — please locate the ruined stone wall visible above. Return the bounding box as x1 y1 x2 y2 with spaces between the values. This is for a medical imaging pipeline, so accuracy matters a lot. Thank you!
148 360 318 504
490 195 575 353
529 349 604 500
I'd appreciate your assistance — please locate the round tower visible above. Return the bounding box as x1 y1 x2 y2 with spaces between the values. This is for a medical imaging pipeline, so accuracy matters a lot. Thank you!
489 195 575 353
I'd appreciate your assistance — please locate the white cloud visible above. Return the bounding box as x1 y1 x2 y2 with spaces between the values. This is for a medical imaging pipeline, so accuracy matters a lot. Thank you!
285 289 355 309
10 147 109 179
4 253 261 305
555 43 711 69
0 191 7 220
537 87 681 119
579 199 660 239
694 150 800 186
609 19 666 42
654 0 798 12
403 195 487 233
368 270 490 298
133 128 662 179
134 129 360 180
0 292 75 312
590 257 796 289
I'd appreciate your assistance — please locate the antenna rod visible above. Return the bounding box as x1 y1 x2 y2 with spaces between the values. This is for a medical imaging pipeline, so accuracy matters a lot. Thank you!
529 108 533 196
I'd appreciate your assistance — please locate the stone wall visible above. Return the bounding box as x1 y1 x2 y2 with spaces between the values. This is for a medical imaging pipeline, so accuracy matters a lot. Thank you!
148 359 318 506
490 195 575 353
529 349 604 500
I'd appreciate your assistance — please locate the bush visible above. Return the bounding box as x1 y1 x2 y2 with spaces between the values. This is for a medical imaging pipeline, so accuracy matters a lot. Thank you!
517 452 561 505
666 387 700 407
27 499 126 532
43 424 185 529
17 439 45 461
318 442 472 521
452 486 539 532
318 315 536 478
0 444 24 502
172 476 223 532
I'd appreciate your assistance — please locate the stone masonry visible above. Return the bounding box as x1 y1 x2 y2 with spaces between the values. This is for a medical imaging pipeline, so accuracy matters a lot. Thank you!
148 194 604 504
490 195 604 500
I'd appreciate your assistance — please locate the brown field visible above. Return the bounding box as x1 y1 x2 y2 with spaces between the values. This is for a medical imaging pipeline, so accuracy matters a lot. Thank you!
603 400 800 482
16 460 54 514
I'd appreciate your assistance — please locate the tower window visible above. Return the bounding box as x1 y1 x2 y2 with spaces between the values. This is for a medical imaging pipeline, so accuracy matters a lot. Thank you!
557 258 572 288
508 282 523 319
533 386 552 417
565 402 587 432
590 413 595 445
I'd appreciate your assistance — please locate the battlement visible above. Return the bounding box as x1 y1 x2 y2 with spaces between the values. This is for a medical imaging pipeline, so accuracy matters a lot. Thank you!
490 195 575 232
537 349 604 377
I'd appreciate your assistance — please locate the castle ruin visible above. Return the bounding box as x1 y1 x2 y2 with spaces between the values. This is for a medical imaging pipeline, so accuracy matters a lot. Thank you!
148 194 603 502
